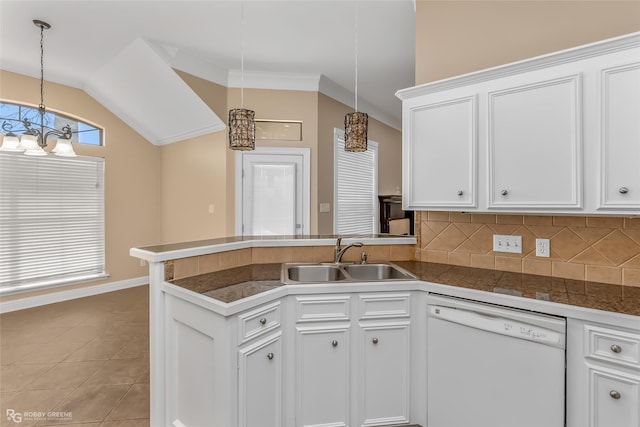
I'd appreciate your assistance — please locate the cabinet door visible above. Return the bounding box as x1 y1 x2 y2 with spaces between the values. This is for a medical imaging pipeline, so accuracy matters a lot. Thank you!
488 75 582 210
165 295 227 427
359 322 410 427
599 63 640 210
296 325 350 427
403 95 477 209
239 333 282 427
589 366 640 427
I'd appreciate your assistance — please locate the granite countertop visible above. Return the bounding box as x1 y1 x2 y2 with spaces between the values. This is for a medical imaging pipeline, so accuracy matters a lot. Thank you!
170 261 640 316
132 234 416 263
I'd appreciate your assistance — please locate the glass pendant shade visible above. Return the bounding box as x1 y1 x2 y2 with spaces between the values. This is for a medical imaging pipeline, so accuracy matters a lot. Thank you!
0 133 24 152
19 133 40 151
228 108 256 151
344 111 368 152
51 138 77 157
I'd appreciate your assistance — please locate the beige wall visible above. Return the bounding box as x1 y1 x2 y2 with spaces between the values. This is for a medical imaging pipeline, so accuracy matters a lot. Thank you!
161 72 229 243
0 70 162 301
416 0 640 84
160 133 228 243
414 1 640 284
317 93 402 234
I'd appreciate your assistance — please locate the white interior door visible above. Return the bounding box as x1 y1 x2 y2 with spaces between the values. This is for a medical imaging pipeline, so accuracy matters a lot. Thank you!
238 148 309 236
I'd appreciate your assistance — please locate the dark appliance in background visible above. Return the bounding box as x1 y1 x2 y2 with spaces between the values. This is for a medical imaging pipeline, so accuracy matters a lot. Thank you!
378 195 414 235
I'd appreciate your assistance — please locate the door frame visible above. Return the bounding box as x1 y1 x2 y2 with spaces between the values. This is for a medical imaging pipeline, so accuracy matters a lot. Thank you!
235 146 311 236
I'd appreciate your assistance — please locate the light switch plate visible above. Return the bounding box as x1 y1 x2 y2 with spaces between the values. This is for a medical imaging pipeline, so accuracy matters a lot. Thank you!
319 203 331 213
493 235 522 254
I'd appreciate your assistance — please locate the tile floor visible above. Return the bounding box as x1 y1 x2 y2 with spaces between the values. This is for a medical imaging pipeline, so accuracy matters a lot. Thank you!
0 286 150 427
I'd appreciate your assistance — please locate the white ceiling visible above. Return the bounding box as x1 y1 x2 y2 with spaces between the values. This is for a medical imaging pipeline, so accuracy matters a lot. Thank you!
0 1 416 131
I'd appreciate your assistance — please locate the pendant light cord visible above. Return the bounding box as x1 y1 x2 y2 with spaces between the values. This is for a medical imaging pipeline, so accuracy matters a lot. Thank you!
240 1 245 108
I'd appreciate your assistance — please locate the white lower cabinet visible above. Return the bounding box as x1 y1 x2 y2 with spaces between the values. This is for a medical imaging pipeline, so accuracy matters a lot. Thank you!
359 322 410 427
163 285 640 427
295 324 351 427
239 333 282 427
292 292 412 427
567 319 640 427
589 366 640 427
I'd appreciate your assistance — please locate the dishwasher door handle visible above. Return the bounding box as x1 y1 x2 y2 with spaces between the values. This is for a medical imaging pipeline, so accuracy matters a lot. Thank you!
429 305 564 347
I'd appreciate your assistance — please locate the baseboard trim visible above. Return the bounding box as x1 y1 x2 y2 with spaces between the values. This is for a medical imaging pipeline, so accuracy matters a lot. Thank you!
0 276 148 313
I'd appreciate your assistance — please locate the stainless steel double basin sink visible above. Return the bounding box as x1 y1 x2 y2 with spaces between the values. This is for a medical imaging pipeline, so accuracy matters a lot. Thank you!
281 262 417 285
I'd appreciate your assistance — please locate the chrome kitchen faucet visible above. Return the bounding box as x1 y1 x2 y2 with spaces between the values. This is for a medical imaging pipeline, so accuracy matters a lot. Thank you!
334 237 363 263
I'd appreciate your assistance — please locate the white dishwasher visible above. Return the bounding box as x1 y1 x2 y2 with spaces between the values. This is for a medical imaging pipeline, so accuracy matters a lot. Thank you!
427 294 566 427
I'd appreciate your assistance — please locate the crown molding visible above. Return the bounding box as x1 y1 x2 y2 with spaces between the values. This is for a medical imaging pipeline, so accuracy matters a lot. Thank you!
397 31 640 100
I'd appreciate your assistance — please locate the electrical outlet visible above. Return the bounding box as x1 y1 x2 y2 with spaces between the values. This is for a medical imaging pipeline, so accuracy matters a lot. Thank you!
536 238 550 257
493 235 522 254
319 203 331 213
208 204 215 214
139 259 146 267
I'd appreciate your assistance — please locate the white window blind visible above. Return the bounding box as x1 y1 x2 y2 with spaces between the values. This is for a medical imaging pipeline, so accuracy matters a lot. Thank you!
0 153 106 294
334 129 378 234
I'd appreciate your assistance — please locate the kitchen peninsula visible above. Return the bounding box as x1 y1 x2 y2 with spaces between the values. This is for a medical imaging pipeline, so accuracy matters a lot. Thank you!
131 235 640 427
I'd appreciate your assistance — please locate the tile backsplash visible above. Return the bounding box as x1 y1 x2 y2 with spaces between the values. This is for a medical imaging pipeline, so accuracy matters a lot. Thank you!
415 211 640 287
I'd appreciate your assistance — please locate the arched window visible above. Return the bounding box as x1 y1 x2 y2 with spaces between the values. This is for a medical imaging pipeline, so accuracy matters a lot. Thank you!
1 100 103 146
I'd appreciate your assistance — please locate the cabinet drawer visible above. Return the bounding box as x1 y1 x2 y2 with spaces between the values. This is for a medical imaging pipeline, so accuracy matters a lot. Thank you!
238 301 281 344
589 365 640 427
585 324 640 369
295 295 350 323
359 293 411 320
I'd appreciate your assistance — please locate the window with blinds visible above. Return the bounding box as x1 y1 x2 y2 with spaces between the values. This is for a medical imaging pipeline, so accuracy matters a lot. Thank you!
334 128 378 234
0 153 106 295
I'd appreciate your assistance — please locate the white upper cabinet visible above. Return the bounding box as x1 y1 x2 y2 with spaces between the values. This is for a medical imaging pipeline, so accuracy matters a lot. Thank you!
488 74 582 210
397 32 640 216
403 93 477 210
599 63 640 211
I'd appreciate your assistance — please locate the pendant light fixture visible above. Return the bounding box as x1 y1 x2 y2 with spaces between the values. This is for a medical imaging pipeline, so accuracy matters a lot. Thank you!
0 20 76 156
344 1 368 152
228 2 256 151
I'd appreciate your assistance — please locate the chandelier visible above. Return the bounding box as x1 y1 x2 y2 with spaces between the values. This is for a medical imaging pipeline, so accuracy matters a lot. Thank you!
0 20 77 157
